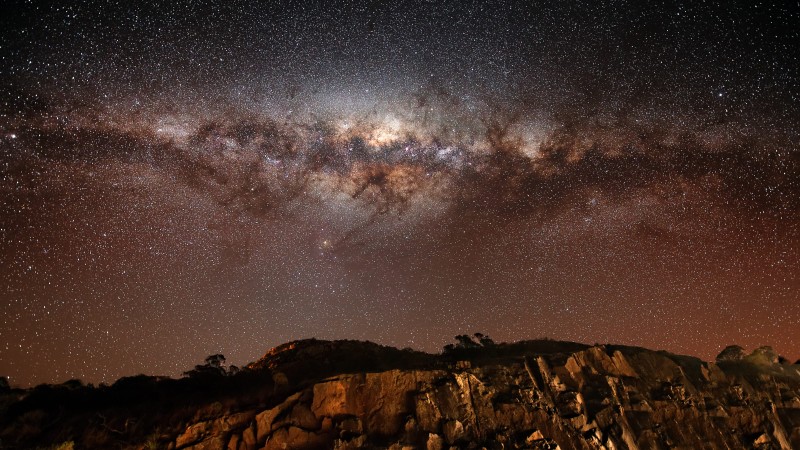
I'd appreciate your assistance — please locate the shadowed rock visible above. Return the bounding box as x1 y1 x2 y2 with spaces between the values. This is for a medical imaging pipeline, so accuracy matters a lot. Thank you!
2 339 800 449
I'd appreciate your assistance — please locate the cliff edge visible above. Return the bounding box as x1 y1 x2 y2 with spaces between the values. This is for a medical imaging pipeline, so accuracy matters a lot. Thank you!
2 339 799 449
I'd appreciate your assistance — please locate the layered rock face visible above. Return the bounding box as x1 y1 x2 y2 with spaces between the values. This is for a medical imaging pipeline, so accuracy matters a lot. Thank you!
173 345 800 450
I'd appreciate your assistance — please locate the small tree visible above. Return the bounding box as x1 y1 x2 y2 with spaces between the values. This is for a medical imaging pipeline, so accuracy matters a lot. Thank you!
455 334 480 349
184 354 230 378
205 354 226 370
443 333 496 354
476 333 495 347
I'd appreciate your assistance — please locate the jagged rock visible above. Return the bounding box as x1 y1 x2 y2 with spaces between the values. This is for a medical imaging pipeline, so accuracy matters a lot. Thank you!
9 339 799 450
255 392 302 442
263 425 328 450
426 433 444 450
442 419 464 444
388 444 417 450
526 429 544 443
240 426 256 450
717 345 746 362
310 370 443 437
555 391 583 418
564 346 637 378
226 434 238 450
186 436 226 450
334 434 367 450
754 433 771 445
176 421 211 448
285 403 320 430
337 416 363 436
750 346 780 364
175 411 255 449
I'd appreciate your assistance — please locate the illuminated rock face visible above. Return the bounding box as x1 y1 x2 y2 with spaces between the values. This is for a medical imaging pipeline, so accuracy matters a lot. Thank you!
173 345 800 450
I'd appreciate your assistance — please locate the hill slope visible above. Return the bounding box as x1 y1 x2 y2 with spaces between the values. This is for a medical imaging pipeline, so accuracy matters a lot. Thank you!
2 339 800 449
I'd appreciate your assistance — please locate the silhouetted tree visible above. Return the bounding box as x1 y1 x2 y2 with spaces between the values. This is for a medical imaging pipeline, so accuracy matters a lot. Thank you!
443 333 496 354
455 334 480 349
63 379 84 390
205 354 226 370
0 376 9 392
184 354 230 378
476 333 495 347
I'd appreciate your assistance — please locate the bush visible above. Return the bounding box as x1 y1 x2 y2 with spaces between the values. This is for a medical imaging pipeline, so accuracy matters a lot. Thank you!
716 345 745 362
443 333 496 354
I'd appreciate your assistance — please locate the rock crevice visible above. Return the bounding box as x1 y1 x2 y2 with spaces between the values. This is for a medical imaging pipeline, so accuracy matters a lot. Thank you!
173 345 800 449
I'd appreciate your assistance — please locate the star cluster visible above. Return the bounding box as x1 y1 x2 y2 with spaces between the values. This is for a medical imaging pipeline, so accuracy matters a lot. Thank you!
1 0 798 385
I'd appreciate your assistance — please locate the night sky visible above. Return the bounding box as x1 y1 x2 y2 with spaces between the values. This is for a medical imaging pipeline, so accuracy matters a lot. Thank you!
1 0 798 386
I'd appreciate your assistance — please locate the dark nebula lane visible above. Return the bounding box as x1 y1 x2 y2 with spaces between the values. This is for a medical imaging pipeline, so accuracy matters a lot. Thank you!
1 0 798 386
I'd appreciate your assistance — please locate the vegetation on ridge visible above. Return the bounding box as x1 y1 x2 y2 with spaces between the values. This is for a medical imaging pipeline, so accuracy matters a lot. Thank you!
0 337 797 449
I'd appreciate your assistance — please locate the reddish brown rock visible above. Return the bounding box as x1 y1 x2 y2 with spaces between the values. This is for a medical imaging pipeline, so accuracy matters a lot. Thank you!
159 341 800 450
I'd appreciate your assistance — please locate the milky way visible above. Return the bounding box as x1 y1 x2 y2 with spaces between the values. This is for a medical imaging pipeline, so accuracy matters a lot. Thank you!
1 0 799 386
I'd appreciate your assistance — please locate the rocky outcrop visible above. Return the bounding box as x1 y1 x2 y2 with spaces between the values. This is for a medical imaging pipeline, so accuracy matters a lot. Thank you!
172 344 800 450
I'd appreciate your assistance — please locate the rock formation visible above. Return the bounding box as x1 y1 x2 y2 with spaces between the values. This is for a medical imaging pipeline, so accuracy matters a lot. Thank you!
170 341 800 450
2 339 799 449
